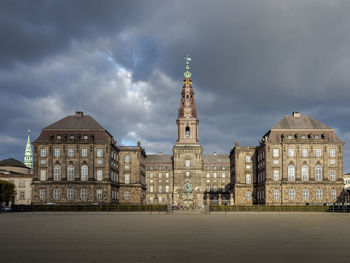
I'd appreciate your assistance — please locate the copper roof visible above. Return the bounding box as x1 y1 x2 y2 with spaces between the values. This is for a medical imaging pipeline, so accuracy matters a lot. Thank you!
0 158 28 168
272 115 331 130
44 115 104 130
146 154 173 163
202 154 229 163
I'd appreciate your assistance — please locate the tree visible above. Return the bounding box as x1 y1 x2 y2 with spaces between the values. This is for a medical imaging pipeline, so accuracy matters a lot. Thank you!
0 180 15 206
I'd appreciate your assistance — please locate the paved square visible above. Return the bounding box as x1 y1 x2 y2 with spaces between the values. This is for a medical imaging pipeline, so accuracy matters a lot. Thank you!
1 212 349 262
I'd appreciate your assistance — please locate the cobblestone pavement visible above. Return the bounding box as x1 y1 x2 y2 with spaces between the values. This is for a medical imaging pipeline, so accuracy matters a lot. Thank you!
1 212 349 262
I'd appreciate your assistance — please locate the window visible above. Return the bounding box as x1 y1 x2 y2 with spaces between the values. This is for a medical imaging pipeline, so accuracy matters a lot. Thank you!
97 159 103 165
125 155 130 163
67 189 74 199
289 189 295 199
40 160 46 165
315 148 322 157
330 148 336 158
330 170 336 181
165 173 169 178
97 170 103 181
288 165 295 181
68 149 74 157
96 189 102 199
246 174 251 184
315 165 322 181
274 189 280 199
70 135 75 140
54 164 61 181
330 190 337 199
213 186 217 192
19 191 25 199
273 170 279 181
83 135 88 140
314 135 320 140
39 189 45 199
124 191 130 200
287 135 293 139
330 159 336 165
125 174 130 184
19 180 25 187
159 173 162 178
54 149 60 157
302 149 308 157
246 155 251 163
40 170 46 181
81 165 88 181
82 149 88 157
206 173 210 178
149 197 154 203
185 160 190 167
41 149 46 157
165 185 169 192
185 126 190 137
207 185 210 192
97 149 103 157
273 149 279 157
150 185 154 193
186 172 190 177
246 165 251 169
316 189 323 200
288 149 295 157
222 173 225 178
301 165 309 181
67 165 75 181
81 189 87 199
150 173 153 178
213 173 217 178
159 185 162 193
246 191 252 201
273 160 279 165
301 135 306 139
57 135 61 140
53 189 61 199
302 189 309 200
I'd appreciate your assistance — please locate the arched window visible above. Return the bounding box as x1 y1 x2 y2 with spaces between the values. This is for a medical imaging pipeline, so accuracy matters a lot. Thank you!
53 164 61 181
301 165 309 181
81 165 88 181
185 126 190 137
288 165 295 181
315 165 322 181
186 95 189 103
316 189 323 199
302 189 309 199
67 164 75 181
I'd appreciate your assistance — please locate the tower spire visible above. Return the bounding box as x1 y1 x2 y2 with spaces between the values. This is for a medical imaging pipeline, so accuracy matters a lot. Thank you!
24 129 33 169
184 54 192 78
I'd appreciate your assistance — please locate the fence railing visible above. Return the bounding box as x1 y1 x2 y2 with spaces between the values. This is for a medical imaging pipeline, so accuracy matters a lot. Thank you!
1 204 169 214
208 204 350 213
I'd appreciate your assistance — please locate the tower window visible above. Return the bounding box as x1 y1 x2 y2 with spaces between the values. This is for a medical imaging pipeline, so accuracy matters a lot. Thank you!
186 95 189 103
185 126 190 137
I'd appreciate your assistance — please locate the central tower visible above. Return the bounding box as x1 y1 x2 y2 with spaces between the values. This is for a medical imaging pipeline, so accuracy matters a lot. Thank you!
173 56 203 208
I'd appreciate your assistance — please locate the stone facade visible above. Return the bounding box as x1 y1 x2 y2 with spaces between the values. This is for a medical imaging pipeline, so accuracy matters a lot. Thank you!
32 111 119 205
118 144 146 204
0 158 33 205
249 112 344 205
230 144 256 205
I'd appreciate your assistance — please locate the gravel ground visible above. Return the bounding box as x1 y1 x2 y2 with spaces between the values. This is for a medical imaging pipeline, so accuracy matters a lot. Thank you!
1 212 349 263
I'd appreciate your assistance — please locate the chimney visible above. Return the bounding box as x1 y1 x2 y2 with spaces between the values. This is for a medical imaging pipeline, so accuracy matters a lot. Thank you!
292 112 300 118
213 152 217 156
75 111 83 118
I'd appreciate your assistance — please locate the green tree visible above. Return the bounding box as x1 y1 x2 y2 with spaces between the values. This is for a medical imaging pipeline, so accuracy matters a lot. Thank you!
0 180 15 205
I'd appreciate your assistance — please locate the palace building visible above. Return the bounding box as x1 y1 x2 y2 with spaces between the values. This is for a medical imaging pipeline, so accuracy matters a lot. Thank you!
30 58 345 206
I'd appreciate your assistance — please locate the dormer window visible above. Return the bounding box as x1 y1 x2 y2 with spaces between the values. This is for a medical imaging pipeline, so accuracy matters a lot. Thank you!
301 135 306 139
83 135 89 140
70 135 75 140
56 135 61 140
287 135 293 140
314 135 320 140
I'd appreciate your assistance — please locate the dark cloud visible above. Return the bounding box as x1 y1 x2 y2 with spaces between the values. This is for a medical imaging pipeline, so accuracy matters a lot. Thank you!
0 0 350 171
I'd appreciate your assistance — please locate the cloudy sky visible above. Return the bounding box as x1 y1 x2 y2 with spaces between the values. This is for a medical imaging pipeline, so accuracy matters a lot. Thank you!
1 0 350 172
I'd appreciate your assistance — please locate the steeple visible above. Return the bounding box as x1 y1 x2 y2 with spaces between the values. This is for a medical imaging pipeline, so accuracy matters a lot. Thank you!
24 129 33 169
176 56 199 144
